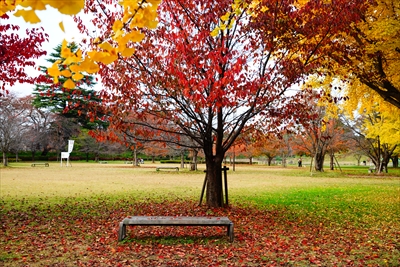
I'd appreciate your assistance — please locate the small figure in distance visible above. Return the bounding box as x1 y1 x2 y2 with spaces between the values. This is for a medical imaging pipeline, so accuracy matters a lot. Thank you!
298 157 302 167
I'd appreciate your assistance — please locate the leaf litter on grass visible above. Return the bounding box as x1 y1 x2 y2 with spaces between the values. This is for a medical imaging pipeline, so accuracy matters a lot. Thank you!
1 198 399 266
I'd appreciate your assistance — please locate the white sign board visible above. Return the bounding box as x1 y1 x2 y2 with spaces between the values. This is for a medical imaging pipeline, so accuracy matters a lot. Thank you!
68 140 74 153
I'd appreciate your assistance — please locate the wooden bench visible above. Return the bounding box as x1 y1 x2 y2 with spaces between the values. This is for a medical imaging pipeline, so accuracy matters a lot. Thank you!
118 216 234 242
98 161 108 164
31 162 49 167
156 166 179 171
368 166 376 173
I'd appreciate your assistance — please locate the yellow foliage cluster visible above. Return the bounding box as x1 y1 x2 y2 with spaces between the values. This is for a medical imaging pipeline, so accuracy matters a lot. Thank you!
1 0 84 22
359 0 400 89
301 0 399 150
1 0 160 89
211 0 270 38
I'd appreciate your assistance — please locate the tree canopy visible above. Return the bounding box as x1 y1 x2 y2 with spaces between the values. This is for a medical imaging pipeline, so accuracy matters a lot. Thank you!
0 13 48 96
81 0 371 206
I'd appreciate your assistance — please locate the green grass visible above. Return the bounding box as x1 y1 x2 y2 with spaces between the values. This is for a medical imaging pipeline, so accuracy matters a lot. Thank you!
1 163 399 266
2 162 398 227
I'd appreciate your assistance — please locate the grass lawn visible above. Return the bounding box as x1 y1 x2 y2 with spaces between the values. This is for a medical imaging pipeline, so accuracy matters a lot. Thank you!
1 162 399 266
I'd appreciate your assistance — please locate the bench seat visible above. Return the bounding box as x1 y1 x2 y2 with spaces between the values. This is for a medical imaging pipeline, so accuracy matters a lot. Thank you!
156 167 179 171
31 163 49 167
118 216 234 242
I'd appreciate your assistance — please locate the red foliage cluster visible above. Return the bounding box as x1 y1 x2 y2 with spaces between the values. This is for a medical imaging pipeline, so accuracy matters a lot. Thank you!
0 14 48 96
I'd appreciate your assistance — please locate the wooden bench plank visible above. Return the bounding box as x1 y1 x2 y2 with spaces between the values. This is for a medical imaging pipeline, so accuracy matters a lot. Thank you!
156 167 179 171
31 163 49 167
118 216 234 242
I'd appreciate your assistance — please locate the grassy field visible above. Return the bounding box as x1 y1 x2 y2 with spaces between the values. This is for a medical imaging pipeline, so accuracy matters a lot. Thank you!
1 162 399 266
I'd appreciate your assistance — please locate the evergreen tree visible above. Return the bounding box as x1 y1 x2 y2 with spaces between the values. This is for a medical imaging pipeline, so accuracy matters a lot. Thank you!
32 42 107 130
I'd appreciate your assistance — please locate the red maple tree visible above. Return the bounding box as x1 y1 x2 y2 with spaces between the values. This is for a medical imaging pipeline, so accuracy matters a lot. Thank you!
0 14 48 96
82 0 368 207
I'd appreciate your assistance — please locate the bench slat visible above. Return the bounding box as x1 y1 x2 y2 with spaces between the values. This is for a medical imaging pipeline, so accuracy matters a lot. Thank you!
156 167 179 171
123 216 231 225
119 216 234 242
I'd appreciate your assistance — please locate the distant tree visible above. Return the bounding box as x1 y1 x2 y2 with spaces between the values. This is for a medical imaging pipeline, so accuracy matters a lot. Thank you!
342 109 399 173
255 135 283 166
144 143 170 163
0 94 30 165
292 102 336 172
17 95 56 158
32 42 106 130
324 119 352 171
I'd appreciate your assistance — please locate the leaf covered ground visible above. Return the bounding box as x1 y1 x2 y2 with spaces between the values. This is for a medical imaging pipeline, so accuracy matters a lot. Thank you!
1 197 399 266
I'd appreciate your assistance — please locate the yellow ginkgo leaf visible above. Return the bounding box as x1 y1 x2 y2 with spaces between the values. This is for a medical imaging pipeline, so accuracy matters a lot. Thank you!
61 69 72 77
99 42 114 52
88 51 107 62
211 27 220 37
120 47 135 57
127 30 145 42
98 54 118 65
44 0 84 15
69 64 81 73
72 72 84 81
63 78 76 89
60 40 72 59
147 20 158 29
47 60 61 79
63 48 82 65
80 58 99 74
221 13 230 21
112 20 123 33
14 9 41 23
59 21 65 32
20 0 46 10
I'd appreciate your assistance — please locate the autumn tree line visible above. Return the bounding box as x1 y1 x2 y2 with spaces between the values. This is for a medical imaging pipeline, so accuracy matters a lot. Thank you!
1 0 399 207
1 89 398 172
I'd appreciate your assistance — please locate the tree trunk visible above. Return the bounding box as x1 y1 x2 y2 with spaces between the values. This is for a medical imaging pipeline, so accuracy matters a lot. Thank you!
191 150 198 171
41 147 51 156
392 156 399 168
133 147 138 166
205 156 224 207
354 154 362 166
2 152 8 166
314 150 325 172
180 151 185 169
329 152 334 170
267 156 273 166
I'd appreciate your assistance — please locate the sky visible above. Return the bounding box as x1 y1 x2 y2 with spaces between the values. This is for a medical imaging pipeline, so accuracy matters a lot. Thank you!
6 7 87 96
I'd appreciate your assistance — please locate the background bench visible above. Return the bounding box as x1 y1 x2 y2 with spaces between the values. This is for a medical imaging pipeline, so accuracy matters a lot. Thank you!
31 162 49 167
156 166 179 171
118 216 234 242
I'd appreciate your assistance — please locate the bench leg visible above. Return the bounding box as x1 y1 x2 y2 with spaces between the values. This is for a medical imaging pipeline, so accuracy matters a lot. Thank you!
118 222 126 241
228 222 234 242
